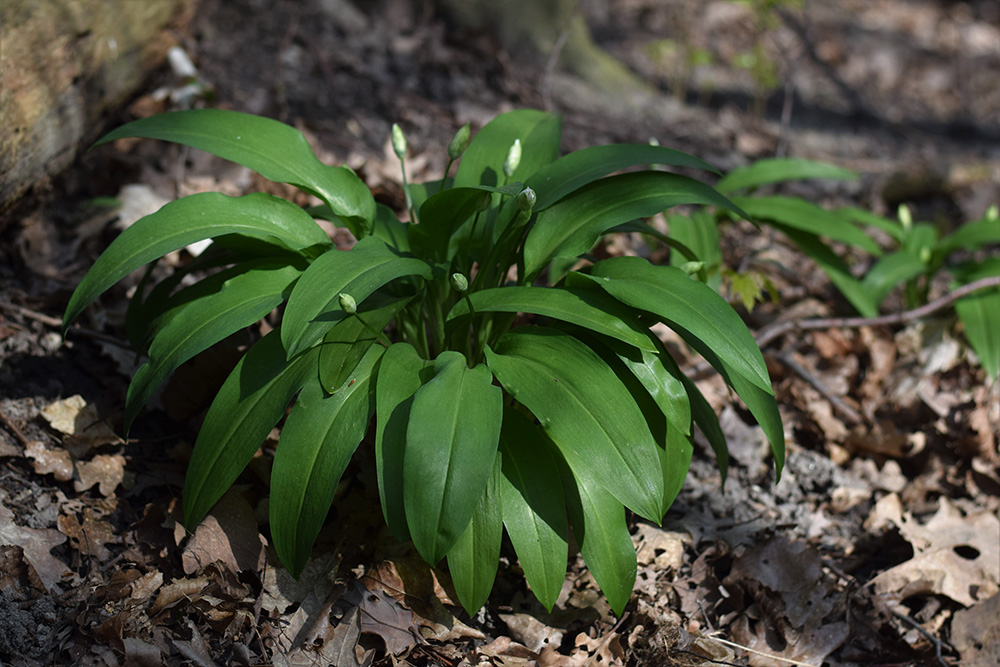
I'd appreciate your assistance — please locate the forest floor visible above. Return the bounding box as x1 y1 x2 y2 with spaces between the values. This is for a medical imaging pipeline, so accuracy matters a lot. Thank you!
1 0 999 665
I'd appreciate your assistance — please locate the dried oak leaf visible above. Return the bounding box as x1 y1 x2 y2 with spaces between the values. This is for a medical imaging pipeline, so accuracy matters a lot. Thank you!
339 580 422 655
39 394 118 451
181 490 265 575
24 440 74 481
74 453 125 496
0 495 70 591
871 497 1000 606
58 510 116 561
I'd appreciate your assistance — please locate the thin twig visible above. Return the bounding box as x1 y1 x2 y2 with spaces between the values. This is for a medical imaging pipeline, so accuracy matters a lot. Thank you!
0 302 130 348
889 605 950 667
774 350 866 425
755 275 1000 349
704 635 820 667
0 406 30 447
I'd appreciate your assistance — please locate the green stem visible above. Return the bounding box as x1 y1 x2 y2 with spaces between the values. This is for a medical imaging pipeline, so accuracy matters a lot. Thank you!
353 312 392 348
437 158 455 194
400 157 416 223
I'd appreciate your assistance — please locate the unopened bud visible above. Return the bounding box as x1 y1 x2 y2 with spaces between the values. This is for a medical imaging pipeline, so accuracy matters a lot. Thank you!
391 123 407 159
448 123 471 161
338 293 358 314
517 187 536 212
680 261 704 276
898 204 912 232
987 204 998 221
451 273 469 292
503 139 521 177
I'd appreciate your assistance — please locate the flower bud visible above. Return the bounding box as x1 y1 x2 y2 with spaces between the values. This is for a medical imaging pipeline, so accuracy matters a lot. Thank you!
679 261 704 276
898 203 912 232
338 292 358 314
391 123 407 159
448 123 471 161
517 187 536 212
987 204 998 221
450 272 469 292
503 139 521 177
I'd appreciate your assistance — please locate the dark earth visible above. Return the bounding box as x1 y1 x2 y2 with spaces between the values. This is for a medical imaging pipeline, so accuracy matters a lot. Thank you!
1 0 999 665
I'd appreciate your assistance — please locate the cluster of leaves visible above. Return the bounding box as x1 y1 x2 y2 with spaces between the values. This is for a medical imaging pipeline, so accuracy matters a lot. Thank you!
668 157 1000 378
63 109 784 615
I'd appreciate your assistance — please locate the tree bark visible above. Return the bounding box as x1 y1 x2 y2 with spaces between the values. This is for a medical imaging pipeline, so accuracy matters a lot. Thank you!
0 0 197 210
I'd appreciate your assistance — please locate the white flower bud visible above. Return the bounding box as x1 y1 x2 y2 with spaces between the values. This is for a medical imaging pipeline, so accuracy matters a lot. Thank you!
451 273 469 292
517 187 536 212
448 123 471 161
503 139 521 177
338 292 358 314
391 123 407 159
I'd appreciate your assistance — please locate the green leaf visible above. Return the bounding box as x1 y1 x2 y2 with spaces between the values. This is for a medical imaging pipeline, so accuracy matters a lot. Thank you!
485 327 664 521
498 409 569 612
862 251 929 305
716 158 856 194
582 258 782 476
271 345 382 576
524 172 746 279
63 192 331 332
936 215 1000 255
447 452 503 615
318 292 412 393
454 110 561 188
282 236 434 358
563 465 636 616
446 286 657 353
953 258 1000 380
836 206 906 244
527 143 721 210
779 227 878 318
375 343 434 540
668 211 723 289
94 109 375 236
182 330 320 528
658 424 693 516
411 186 498 260
605 341 691 436
585 257 772 392
733 196 881 255
125 259 302 430
404 351 503 564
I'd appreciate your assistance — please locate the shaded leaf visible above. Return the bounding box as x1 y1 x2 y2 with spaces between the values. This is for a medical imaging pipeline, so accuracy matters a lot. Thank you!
447 453 503 614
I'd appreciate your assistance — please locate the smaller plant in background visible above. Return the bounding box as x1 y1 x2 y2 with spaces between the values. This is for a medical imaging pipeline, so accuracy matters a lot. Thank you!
667 157 1000 379
64 108 784 616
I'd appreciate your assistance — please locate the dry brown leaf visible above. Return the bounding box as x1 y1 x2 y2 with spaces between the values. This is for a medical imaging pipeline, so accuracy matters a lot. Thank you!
123 636 164 667
499 612 565 653
172 619 218 667
871 497 1000 606
24 440 74 481
951 592 1000 665
58 510 116 561
75 453 126 496
0 493 70 591
150 576 210 615
130 570 164 601
182 490 266 575
261 552 340 651
339 580 422 655
39 395 119 450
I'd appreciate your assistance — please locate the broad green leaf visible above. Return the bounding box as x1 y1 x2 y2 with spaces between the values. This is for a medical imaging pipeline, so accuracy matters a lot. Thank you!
412 186 509 260
318 292 412 392
563 465 636 616
404 351 503 564
485 327 663 521
282 236 434 358
734 196 881 255
658 424 693 516
936 215 1000 255
499 409 569 611
585 258 772 392
524 172 745 279
64 192 331 331
668 211 723 289
447 453 503 614
836 206 906 244
779 228 878 318
125 260 302 430
446 286 656 353
862 251 928 305
271 345 382 576
527 143 720 210
606 341 691 436
455 110 561 188
375 343 434 540
94 109 375 236
953 258 1000 380
182 330 320 528
716 158 856 193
